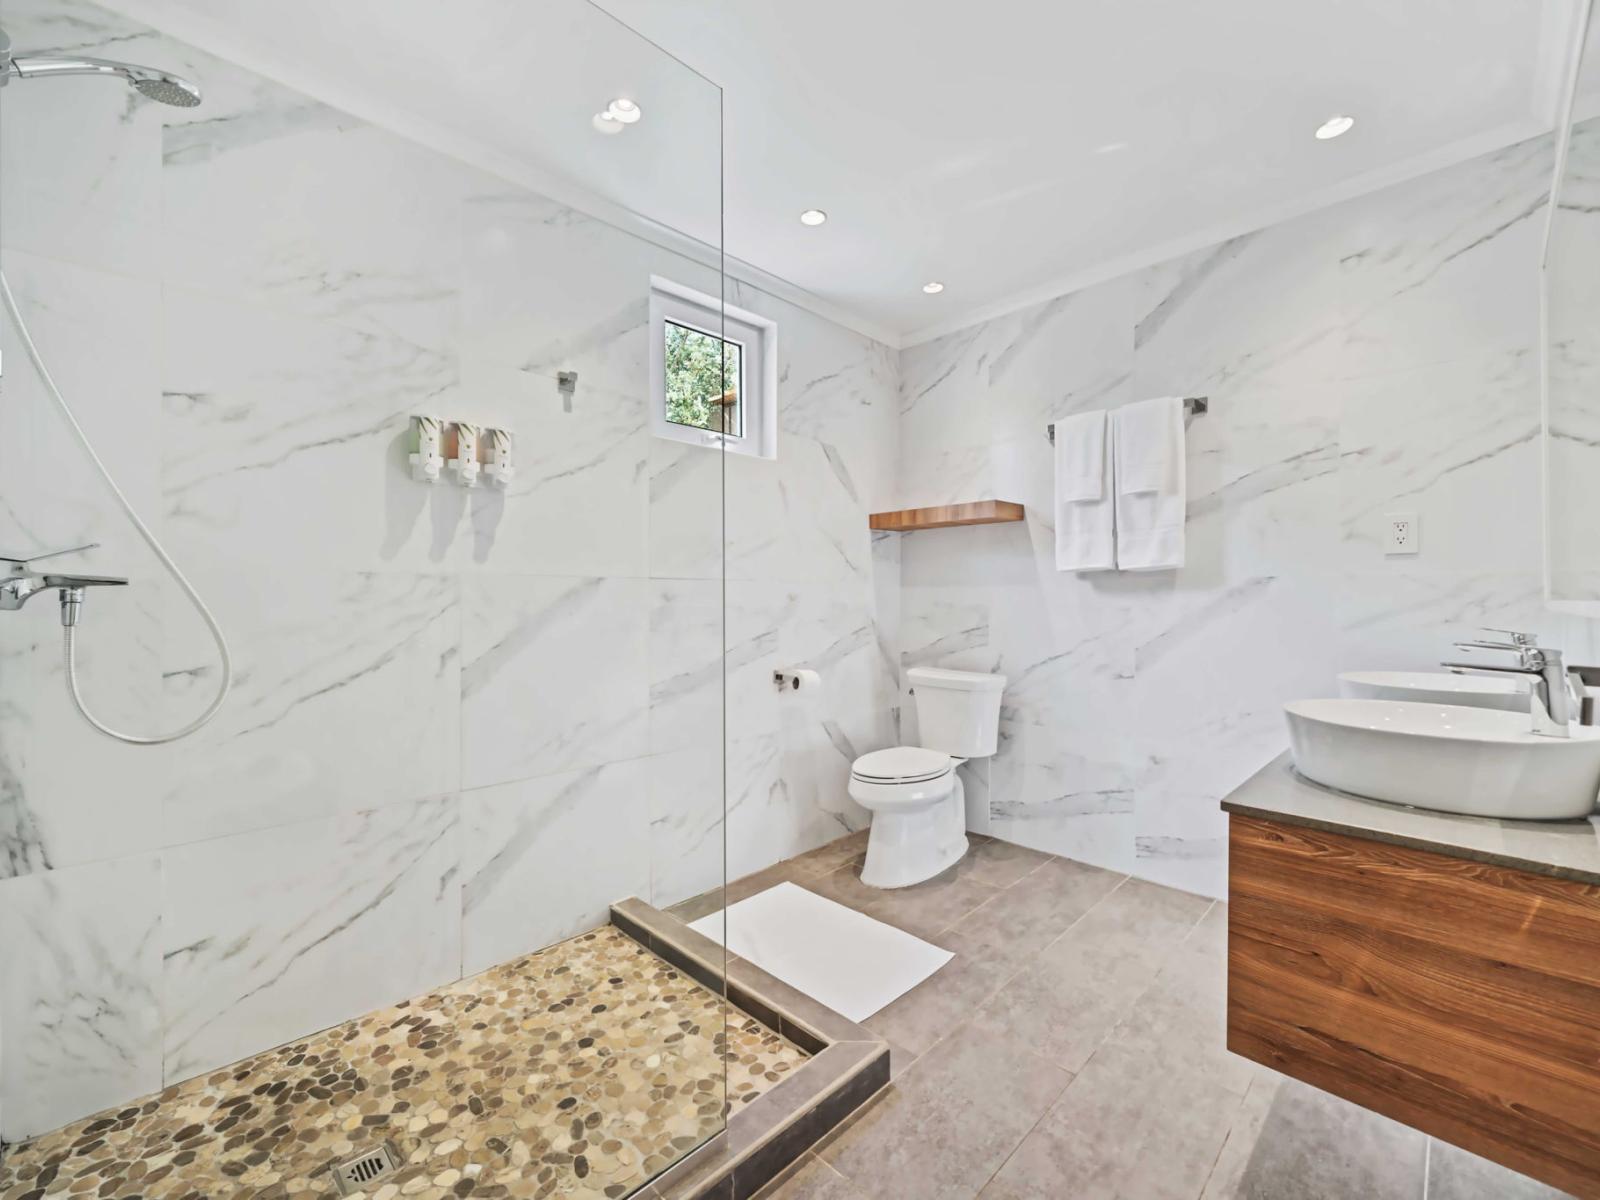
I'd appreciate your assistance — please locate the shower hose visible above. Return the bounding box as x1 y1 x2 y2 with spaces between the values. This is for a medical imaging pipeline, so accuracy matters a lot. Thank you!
1 269 232 744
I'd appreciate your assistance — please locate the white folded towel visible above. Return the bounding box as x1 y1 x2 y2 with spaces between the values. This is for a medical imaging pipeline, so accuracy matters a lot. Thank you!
1113 397 1186 571
1053 410 1115 571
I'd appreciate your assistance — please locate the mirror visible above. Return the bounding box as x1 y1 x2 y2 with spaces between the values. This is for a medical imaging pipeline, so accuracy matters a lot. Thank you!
1545 2 1600 610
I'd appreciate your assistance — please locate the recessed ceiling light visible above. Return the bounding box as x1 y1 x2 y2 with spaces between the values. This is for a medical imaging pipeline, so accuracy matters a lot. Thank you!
799 209 828 226
592 112 624 135
1314 114 1355 140
606 97 642 124
922 281 944 295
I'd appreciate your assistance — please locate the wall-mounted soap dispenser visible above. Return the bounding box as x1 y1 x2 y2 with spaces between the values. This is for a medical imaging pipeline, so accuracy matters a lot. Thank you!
483 428 515 488
409 415 445 483
450 422 482 488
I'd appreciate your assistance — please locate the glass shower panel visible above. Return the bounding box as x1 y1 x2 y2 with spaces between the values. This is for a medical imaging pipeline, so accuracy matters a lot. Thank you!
0 1 726 1195
1546 12 1600 606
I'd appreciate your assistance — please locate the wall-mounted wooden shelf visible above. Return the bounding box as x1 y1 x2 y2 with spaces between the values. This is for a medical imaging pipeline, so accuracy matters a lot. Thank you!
868 500 1025 532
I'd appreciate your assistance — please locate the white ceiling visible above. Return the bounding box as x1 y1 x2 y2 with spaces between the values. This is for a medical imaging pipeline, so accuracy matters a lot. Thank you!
104 0 1583 346
598 0 1577 342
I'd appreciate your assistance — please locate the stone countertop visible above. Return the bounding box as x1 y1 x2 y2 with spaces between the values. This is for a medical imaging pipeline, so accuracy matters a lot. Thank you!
1221 752 1600 887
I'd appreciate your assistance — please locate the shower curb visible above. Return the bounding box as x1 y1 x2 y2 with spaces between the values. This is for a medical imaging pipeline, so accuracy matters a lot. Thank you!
610 897 891 1200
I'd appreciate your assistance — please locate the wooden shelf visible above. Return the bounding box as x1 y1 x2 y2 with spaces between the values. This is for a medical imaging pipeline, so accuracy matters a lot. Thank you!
869 500 1025 532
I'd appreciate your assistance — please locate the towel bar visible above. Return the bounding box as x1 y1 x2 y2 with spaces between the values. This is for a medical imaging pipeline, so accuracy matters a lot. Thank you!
1047 396 1207 443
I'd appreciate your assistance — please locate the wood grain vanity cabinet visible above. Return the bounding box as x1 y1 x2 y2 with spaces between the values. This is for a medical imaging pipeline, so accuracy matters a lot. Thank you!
1224 759 1600 1198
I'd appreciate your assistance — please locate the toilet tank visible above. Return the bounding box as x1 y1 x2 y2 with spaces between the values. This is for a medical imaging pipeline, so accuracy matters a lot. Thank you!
908 667 1006 758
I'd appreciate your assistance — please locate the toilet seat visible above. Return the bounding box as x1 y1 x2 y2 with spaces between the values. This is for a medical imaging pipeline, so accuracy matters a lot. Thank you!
850 746 953 785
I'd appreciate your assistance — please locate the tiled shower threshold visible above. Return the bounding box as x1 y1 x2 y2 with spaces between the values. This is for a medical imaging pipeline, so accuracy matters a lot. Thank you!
0 909 885 1200
608 900 891 1200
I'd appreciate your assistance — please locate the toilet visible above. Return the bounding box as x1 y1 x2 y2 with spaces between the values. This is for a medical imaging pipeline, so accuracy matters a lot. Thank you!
849 666 1006 889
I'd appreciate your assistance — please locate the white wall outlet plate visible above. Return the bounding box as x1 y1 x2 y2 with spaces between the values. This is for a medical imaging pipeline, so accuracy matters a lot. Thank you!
1385 512 1420 556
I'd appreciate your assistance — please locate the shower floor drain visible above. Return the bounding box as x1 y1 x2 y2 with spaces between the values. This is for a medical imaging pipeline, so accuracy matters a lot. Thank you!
329 1139 403 1195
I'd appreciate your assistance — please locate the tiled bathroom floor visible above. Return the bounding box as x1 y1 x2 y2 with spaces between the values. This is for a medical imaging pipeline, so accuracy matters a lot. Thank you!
0 927 805 1200
683 831 1570 1200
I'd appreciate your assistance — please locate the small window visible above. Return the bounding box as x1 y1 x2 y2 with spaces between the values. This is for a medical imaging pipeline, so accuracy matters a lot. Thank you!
650 277 776 458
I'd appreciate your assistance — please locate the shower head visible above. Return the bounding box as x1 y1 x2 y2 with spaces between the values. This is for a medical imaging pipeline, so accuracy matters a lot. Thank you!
0 36 201 108
126 67 203 108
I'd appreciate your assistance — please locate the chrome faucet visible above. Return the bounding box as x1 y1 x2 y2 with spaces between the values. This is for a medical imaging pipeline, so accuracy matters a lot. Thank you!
1 544 128 625
1442 628 1584 738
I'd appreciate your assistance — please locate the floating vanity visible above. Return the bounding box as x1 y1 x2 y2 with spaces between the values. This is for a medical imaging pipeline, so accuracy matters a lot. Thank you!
1223 754 1600 1198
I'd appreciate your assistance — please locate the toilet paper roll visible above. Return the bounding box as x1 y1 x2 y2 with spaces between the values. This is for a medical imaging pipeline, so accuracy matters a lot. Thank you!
784 668 822 692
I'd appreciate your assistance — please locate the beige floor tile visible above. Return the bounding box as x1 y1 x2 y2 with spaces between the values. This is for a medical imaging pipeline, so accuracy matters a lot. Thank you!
862 929 1006 1058
1199 1071 1286 1199
971 877 1210 1072
947 836 1054 888
947 856 1127 965
1427 1139 1573 1199
818 1023 1071 1200
801 861 1001 941
786 830 871 878
980 1034 1251 1200
1224 1076 1426 1199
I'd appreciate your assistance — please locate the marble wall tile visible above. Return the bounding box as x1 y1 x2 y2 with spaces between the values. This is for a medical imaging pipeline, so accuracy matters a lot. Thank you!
646 438 726 581
460 575 650 789
459 190 718 401
161 106 470 355
651 580 785 755
0 855 164 1143
1547 116 1600 597
158 286 460 574
894 125 1563 901
0 1 167 274
161 795 460 1082
460 761 652 976
1337 137 1548 382
0 248 170 879
161 570 459 845
447 367 652 577
646 742 725 911
1335 350 1539 572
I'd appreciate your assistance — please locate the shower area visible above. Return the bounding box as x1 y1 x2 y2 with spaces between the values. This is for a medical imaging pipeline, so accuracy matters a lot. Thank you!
0 0 767 1195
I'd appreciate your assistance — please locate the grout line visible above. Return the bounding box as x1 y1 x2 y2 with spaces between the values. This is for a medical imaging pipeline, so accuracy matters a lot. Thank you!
970 1060 1078 1197
1194 1073 1260 1199
929 850 1064 936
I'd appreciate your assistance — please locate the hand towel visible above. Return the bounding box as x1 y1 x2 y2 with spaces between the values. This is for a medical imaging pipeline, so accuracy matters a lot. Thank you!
1053 410 1115 571
1113 397 1186 571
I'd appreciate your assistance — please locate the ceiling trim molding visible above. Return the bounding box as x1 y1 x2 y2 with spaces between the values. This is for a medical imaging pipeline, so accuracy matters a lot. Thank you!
900 116 1558 348
96 0 906 350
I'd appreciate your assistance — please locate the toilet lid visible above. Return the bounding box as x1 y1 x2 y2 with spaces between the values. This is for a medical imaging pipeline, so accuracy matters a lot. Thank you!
851 746 953 784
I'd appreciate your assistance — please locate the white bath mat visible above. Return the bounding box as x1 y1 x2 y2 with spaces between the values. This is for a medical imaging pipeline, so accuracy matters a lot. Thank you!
689 881 952 1022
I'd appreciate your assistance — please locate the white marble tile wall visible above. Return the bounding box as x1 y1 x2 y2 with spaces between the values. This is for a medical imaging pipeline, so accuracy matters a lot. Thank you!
0 0 899 1142
895 130 1600 901
1549 114 1600 602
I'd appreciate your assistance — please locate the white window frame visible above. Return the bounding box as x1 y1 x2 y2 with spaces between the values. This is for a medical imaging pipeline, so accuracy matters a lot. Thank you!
650 275 777 460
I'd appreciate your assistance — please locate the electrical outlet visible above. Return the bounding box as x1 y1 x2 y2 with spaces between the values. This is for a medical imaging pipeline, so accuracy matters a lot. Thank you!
1384 512 1420 556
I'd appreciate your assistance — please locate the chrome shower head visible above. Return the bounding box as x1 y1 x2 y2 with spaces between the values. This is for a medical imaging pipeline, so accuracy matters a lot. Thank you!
126 67 202 108
0 33 202 108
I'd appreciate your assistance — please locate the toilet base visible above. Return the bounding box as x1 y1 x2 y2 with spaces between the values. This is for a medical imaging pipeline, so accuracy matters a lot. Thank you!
859 777 970 889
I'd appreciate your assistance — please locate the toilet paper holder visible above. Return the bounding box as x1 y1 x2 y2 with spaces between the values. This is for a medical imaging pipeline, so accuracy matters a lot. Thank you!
773 669 817 691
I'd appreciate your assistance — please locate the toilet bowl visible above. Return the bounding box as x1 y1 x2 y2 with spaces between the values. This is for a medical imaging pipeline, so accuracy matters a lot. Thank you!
849 667 1006 889
849 747 968 888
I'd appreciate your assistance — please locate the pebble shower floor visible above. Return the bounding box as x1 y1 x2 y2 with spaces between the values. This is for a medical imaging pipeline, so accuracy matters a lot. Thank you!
0 926 806 1199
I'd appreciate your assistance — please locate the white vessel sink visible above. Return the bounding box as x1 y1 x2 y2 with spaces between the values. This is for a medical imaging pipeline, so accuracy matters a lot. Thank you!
1338 670 1530 713
1285 698 1600 820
